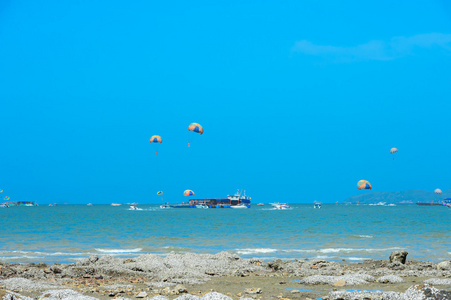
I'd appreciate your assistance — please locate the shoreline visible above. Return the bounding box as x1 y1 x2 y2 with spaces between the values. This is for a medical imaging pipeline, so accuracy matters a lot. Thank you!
1 251 450 300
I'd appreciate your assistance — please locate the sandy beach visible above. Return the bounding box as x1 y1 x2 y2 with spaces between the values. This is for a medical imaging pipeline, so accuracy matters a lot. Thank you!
1 251 450 300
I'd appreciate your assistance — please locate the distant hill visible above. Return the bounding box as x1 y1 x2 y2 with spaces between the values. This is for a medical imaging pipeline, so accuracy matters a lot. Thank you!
343 189 451 204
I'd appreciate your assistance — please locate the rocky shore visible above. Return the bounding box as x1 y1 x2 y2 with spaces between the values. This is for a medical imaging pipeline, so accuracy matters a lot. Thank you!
1 251 450 300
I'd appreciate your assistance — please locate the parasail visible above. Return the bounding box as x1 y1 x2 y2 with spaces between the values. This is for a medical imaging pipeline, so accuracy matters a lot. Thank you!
4 196 10 201
149 135 162 155
157 191 163 195
183 190 195 196
434 189 442 195
149 135 162 143
188 123 203 135
390 148 398 160
357 180 372 190
0 190 2 193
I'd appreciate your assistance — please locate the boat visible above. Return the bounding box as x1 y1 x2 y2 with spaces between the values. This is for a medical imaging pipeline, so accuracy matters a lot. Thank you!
270 202 291 210
160 203 171 209
313 201 322 209
195 204 209 209
230 203 248 209
129 205 142 210
416 201 442 206
1 201 38 207
87 203 93 206
169 190 251 208
257 203 264 206
111 203 121 206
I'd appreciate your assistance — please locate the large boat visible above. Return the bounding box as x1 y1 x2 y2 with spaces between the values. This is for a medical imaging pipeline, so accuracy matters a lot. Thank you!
1 201 38 207
416 201 442 206
169 190 251 209
313 201 322 209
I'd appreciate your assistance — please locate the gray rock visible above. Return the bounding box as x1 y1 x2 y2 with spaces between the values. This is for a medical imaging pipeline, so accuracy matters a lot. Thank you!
0 278 59 292
175 295 200 300
377 274 404 283
389 250 408 264
135 291 147 298
173 284 188 294
38 289 98 300
200 292 233 300
148 296 169 300
436 261 451 270
424 278 451 285
301 273 375 285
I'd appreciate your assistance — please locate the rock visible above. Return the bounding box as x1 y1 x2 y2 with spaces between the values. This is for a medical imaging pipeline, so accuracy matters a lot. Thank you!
268 260 284 271
136 291 148 298
244 288 262 294
436 261 451 270
50 265 62 274
173 284 187 294
290 290 300 294
377 275 404 283
200 292 233 300
424 278 451 285
36 262 47 268
332 279 346 287
403 283 451 299
389 250 408 264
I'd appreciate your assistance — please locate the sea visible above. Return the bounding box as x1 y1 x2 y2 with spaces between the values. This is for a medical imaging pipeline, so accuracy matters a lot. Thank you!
0 204 450 264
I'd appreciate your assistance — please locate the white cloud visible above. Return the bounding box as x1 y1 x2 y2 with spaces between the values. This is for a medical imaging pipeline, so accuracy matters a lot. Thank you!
292 33 451 61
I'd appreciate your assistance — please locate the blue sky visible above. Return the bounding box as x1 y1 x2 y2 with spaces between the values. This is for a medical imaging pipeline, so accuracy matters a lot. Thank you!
1 0 450 204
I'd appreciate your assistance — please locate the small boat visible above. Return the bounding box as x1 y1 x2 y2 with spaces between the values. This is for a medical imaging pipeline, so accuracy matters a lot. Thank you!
129 205 142 210
313 201 322 209
195 204 209 209
87 203 93 206
270 202 291 210
160 203 171 209
257 203 265 206
111 203 121 206
230 203 248 209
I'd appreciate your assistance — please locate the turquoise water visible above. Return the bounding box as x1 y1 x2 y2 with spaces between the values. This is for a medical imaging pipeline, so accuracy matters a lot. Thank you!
0 204 449 264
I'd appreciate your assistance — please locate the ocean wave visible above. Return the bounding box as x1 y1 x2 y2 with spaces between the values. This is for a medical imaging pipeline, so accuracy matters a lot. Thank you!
0 250 92 257
95 248 143 253
0 256 41 260
355 235 374 238
319 248 355 253
282 249 316 253
235 248 278 255
347 257 370 261
284 247 402 254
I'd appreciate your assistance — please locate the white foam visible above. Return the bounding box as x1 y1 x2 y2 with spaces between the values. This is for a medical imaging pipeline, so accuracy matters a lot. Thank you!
347 257 370 261
95 248 143 253
282 249 316 253
356 235 374 238
235 248 277 255
319 248 355 253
